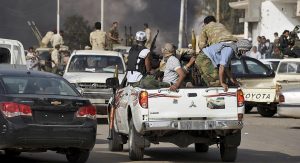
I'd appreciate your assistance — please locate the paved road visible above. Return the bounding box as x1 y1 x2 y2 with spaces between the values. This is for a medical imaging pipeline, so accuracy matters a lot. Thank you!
1 113 300 163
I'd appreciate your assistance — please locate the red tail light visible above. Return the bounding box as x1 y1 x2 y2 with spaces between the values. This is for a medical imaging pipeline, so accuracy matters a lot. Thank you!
279 94 285 103
0 102 32 117
139 91 148 109
237 89 244 107
76 104 96 119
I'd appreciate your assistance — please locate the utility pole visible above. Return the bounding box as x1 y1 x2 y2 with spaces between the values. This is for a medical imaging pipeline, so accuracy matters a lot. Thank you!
57 0 60 34
178 0 186 49
101 0 104 31
216 0 220 23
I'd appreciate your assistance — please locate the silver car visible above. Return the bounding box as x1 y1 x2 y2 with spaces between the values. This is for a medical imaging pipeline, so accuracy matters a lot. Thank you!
277 88 300 118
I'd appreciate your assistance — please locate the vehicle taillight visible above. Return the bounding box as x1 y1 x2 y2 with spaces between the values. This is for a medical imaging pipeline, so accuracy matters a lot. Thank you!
237 89 244 107
139 91 148 109
279 94 285 103
0 102 32 117
76 104 96 120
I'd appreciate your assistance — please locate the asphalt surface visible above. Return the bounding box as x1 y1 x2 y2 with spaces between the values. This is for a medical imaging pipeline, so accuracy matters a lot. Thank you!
1 112 300 163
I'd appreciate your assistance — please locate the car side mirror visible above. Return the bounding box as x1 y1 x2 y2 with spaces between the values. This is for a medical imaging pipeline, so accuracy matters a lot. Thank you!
106 77 119 89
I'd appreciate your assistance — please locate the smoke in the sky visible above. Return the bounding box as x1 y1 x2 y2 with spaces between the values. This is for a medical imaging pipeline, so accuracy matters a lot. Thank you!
0 0 240 49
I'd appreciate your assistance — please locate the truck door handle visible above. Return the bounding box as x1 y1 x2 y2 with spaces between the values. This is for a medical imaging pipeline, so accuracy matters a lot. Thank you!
205 88 224 92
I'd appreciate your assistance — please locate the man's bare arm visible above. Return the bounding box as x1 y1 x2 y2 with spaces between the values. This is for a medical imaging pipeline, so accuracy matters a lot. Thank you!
170 68 186 91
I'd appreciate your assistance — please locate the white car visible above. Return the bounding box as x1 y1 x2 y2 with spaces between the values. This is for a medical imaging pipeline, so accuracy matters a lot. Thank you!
0 38 26 65
63 50 126 114
274 58 300 91
277 88 300 118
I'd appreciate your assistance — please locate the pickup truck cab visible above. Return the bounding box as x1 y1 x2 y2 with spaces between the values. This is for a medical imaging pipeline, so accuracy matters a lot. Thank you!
0 38 26 65
106 77 244 162
63 50 126 114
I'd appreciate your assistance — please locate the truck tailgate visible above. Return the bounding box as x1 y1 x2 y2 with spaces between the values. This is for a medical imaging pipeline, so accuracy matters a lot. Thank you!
147 88 238 120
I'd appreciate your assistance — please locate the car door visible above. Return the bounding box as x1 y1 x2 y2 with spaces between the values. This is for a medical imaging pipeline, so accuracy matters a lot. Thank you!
231 57 275 88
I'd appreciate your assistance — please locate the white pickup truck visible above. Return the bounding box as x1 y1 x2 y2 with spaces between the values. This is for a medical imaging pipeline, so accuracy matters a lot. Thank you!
106 77 244 162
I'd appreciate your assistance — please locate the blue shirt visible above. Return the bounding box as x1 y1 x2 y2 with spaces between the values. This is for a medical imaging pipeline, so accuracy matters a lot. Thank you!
202 42 233 67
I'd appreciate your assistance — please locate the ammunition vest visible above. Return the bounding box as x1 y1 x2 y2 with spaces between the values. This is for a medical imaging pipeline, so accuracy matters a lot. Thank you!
127 45 147 75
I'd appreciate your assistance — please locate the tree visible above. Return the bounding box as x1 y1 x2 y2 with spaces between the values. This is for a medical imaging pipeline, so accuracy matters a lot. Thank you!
63 15 92 50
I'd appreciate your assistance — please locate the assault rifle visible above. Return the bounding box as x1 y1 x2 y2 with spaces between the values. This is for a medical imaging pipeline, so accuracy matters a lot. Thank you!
150 30 162 69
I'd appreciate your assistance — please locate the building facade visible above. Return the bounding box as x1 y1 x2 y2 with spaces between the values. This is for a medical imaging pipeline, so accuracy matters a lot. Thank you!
230 0 300 45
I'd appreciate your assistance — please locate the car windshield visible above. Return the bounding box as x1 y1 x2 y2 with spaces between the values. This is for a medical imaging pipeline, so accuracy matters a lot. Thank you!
1 76 78 96
67 55 124 73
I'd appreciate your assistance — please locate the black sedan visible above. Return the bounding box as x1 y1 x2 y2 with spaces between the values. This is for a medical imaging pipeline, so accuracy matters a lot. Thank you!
0 69 97 163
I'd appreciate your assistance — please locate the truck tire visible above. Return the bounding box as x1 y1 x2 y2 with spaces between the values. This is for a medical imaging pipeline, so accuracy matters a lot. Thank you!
4 149 21 156
128 119 144 161
220 143 237 162
257 106 277 117
195 143 209 152
244 105 253 114
66 148 90 163
108 127 124 151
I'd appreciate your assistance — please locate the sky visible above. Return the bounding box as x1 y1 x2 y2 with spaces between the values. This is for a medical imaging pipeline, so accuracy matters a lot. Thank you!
0 0 208 49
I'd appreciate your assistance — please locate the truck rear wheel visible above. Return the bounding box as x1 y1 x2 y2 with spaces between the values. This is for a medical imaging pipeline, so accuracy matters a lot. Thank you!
108 127 124 151
128 119 144 161
257 106 277 117
4 149 21 156
195 143 209 152
220 143 237 162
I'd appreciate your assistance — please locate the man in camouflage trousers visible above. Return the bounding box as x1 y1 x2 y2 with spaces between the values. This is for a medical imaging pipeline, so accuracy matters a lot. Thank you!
195 16 238 92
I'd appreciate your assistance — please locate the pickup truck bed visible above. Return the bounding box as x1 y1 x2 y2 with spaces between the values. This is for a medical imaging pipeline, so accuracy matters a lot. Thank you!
107 85 244 162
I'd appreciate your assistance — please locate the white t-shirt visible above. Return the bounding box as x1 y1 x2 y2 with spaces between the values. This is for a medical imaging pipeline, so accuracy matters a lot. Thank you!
126 48 150 83
162 56 181 83
248 51 262 59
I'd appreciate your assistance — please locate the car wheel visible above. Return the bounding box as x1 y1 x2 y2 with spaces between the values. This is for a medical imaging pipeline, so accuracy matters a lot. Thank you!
66 148 90 163
109 127 124 151
257 106 277 117
195 143 209 153
128 119 144 161
4 149 21 156
244 105 253 114
220 143 237 162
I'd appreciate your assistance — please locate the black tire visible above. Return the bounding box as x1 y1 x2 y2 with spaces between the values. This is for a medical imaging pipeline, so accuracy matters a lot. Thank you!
4 149 21 156
220 143 237 162
66 148 90 163
195 143 209 153
128 119 144 161
109 127 124 151
244 105 253 114
257 106 277 117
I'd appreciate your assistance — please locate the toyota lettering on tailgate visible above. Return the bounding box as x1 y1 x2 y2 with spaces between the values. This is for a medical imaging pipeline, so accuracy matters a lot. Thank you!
243 89 276 102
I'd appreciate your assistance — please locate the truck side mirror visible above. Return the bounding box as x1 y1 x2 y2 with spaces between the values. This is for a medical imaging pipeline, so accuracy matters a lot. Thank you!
106 77 119 89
